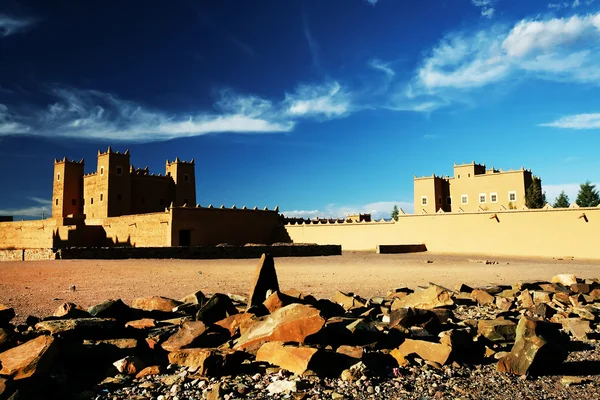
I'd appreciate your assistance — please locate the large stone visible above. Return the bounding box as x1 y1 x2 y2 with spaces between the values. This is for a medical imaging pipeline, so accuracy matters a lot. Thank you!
478 319 517 342
0 327 14 351
551 274 578 287
135 365 162 379
389 308 444 334
88 299 132 321
390 286 454 310
180 290 206 305
196 293 239 324
131 296 182 312
336 345 363 360
561 318 591 340
125 318 157 330
264 291 302 313
266 380 298 394
471 289 495 306
35 318 117 336
161 321 208 352
247 253 280 309
113 356 144 375
168 348 230 376
396 339 452 365
0 335 57 380
497 317 568 376
0 305 16 326
518 291 534 308
53 302 90 319
331 292 366 311
215 313 255 337
234 304 325 350
256 341 319 375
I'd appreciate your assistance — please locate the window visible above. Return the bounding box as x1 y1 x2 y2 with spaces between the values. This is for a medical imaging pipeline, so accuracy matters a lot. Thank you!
184 174 189 182
458 174 461 179
57 173 60 181
167 172 171 177
116 166 122 175
71 199 76 206
117 193 122 202
100 166 104 175
447 196 452 205
421 196 428 206
91 198 94 205
461 195 468 204
490 193 498 203
100 193 104 201
55 198 59 206
509 191 517 202
479 193 486 204
468 173 471 177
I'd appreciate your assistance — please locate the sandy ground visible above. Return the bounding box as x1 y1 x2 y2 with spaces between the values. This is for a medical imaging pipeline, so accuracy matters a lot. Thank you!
1 251 599 321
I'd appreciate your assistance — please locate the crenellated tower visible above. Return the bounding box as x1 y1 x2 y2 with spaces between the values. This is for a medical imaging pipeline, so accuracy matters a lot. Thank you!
165 158 196 206
52 157 84 218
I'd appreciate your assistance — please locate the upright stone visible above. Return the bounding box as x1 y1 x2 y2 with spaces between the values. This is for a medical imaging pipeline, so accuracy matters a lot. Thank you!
247 254 279 309
0 336 57 380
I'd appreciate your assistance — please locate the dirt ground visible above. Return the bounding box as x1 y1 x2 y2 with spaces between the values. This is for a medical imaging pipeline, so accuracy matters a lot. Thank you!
1 251 599 321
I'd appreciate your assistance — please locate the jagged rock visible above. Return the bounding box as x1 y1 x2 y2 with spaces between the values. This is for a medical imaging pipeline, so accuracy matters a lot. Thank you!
256 342 319 375
455 283 473 293
572 306 597 321
264 291 302 313
125 318 157 330
83 338 138 350
390 348 409 366
589 288 600 300
336 345 363 360
497 317 568 376
131 296 182 312
532 291 551 304
196 293 239 324
266 379 298 394
88 299 132 321
161 321 208 352
145 325 179 349
561 318 591 340
478 319 517 342
247 253 279 310
390 286 453 310
0 305 15 326
215 313 255 337
471 289 494 306
551 274 578 287
453 292 476 306
0 327 14 351
571 283 591 294
561 376 590 386
395 339 452 365
0 377 7 397
345 318 380 342
113 356 144 375
135 365 162 379
518 291 534 308
35 318 117 336
234 304 325 351
205 382 226 400
389 308 445 333
167 348 229 376
340 361 367 381
180 290 206 305
53 302 90 319
331 291 366 311
0 335 57 380
495 297 513 311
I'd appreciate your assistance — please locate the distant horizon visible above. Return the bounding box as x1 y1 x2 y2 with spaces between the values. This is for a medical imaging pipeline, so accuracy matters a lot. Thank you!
1 0 600 221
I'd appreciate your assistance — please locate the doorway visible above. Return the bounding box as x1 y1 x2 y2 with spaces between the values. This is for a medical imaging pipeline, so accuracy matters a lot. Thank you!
179 229 191 247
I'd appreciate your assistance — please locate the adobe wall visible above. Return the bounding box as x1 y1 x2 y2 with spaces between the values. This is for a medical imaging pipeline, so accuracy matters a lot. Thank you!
0 219 57 249
285 207 600 259
170 207 281 246
84 211 171 247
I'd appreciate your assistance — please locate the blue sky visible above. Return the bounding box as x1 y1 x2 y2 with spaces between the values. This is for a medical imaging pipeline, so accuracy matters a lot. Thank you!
1 0 600 220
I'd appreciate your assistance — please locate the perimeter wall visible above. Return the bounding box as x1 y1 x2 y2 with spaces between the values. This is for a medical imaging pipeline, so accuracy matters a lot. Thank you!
285 207 600 259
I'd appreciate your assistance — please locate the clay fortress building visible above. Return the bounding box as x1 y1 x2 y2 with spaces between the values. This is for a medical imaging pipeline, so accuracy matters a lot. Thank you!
414 162 540 214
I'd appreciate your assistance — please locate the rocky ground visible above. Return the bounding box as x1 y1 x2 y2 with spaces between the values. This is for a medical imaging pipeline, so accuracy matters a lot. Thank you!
1 254 600 399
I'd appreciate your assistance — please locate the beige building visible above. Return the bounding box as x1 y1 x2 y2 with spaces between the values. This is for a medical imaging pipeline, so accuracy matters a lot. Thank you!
414 162 539 213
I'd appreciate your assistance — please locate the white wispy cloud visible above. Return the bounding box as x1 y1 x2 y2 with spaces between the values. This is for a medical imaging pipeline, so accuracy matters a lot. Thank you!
472 0 496 19
303 13 321 70
548 0 592 10
0 104 30 134
366 0 379 6
27 197 52 205
417 12 600 91
540 113 600 129
285 81 352 118
0 14 36 38
368 58 395 79
282 200 413 220
0 205 50 218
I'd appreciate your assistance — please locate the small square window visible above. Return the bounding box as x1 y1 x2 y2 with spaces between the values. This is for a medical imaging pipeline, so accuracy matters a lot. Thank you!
116 166 122 175
461 195 468 204
167 172 171 177
91 198 94 204
184 174 189 182
71 199 76 206
458 175 461 179
447 196 452 205
100 167 104 175
509 191 517 202
100 193 104 201
421 196 428 206
57 173 60 181
55 198 59 206
479 193 486 204
468 173 471 177
491 193 498 203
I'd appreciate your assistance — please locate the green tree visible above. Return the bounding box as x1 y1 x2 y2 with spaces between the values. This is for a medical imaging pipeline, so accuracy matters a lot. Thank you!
576 181 600 207
526 178 546 209
552 191 570 208
391 205 399 221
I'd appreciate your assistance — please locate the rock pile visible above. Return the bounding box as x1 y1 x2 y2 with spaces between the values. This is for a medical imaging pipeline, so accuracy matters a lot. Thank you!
1 258 600 399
